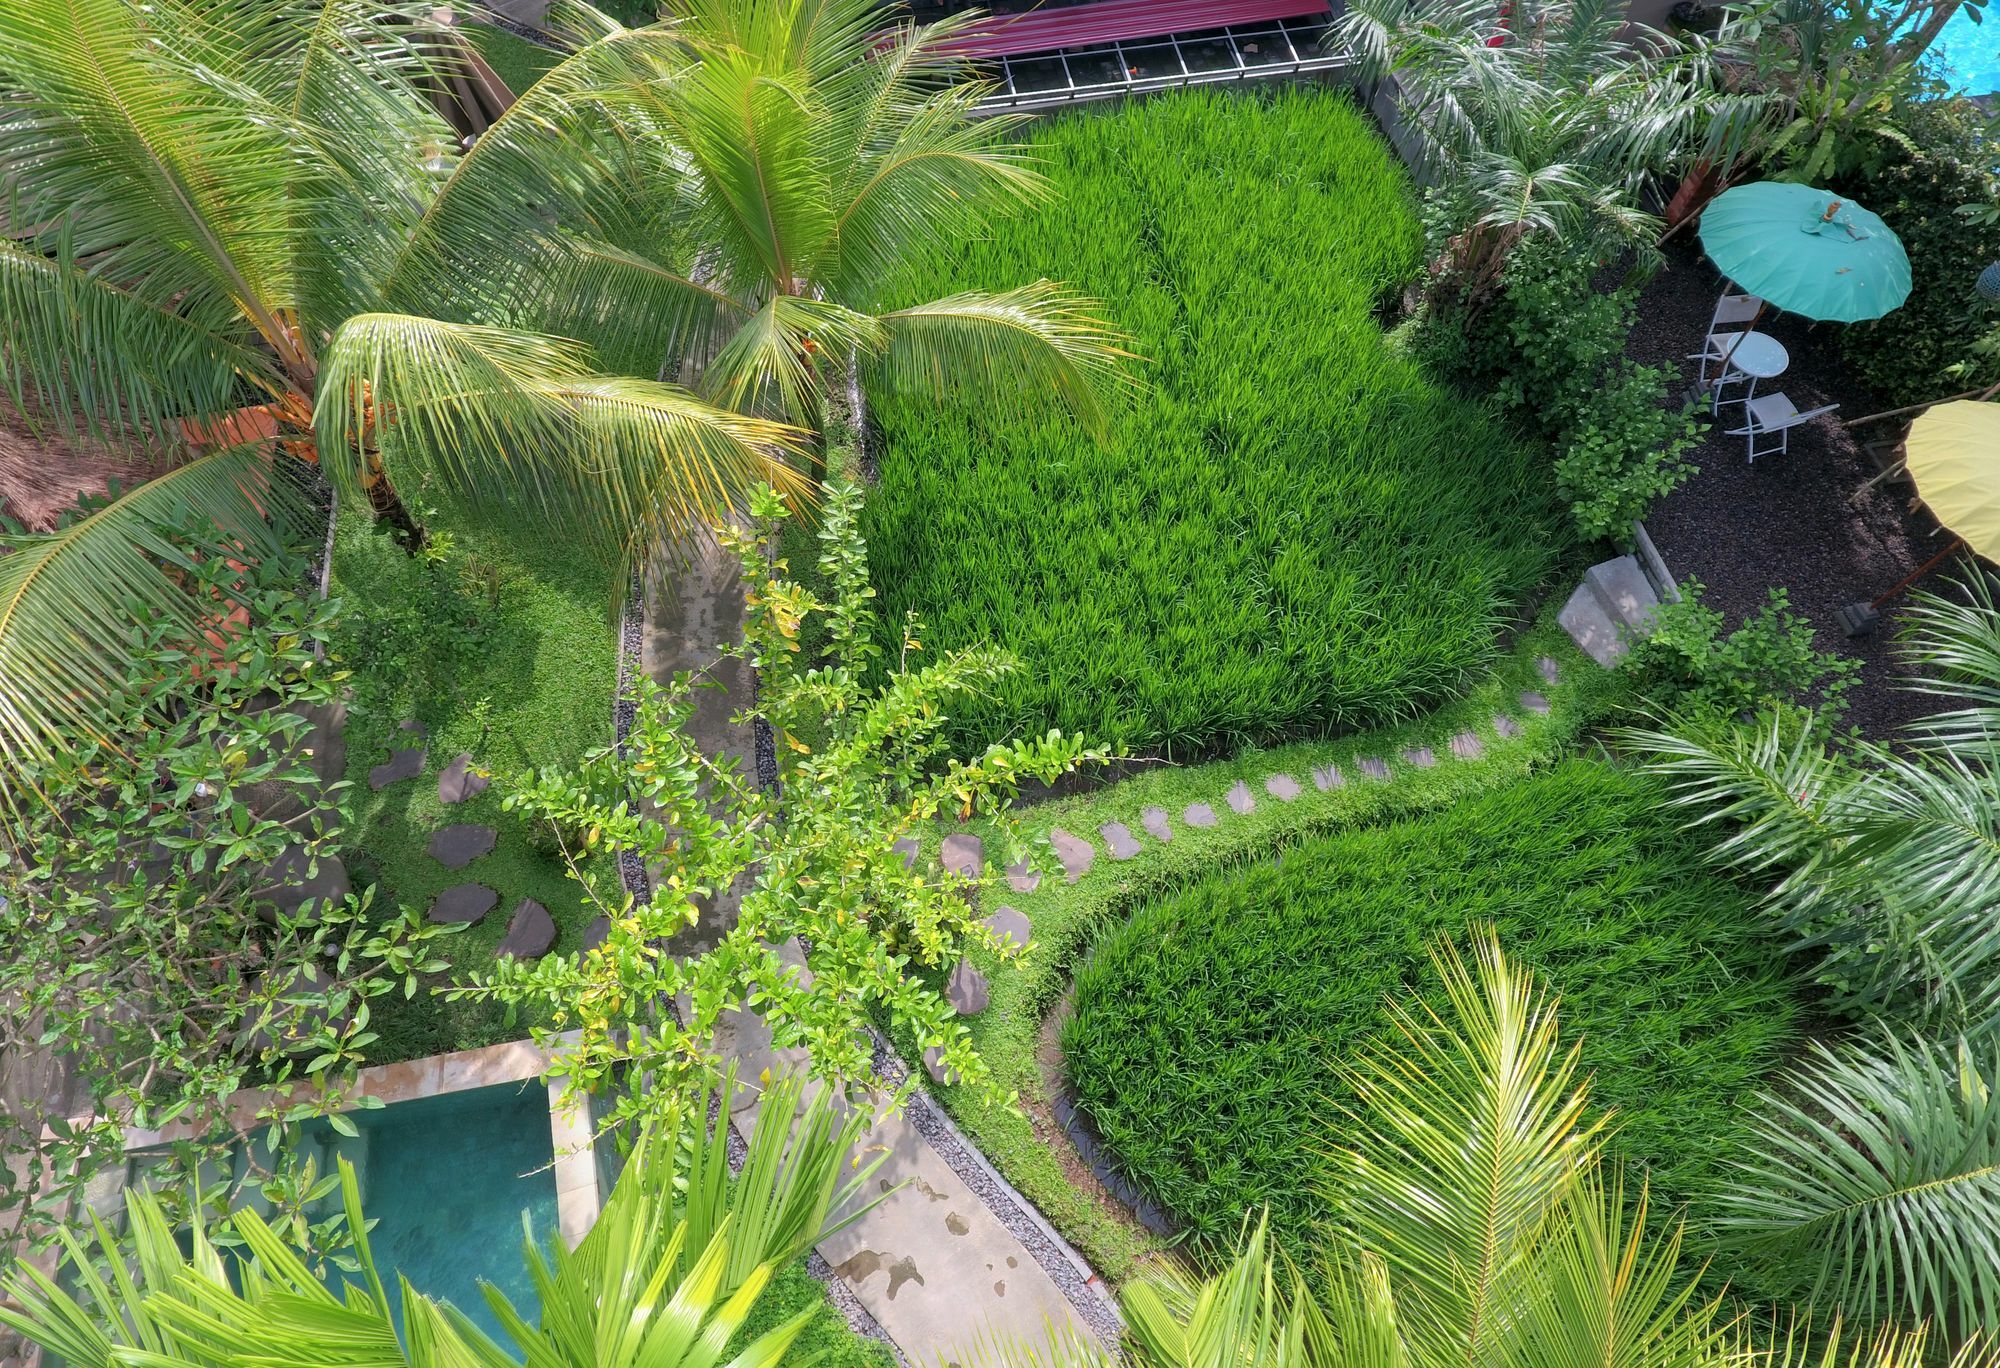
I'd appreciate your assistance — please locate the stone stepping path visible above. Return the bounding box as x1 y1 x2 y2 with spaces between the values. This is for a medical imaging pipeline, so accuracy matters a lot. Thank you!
941 833 983 880
894 837 921 871
438 753 489 804
428 823 496 870
1099 822 1141 860
583 915 611 951
984 906 1031 950
430 883 497 925
947 959 990 1016
368 720 427 791
1049 829 1094 882
498 899 556 959
929 654 1568 926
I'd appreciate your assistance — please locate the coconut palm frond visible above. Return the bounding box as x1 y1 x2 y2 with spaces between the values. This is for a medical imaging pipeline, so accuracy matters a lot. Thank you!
315 312 812 557
1336 929 1605 1366
1713 1031 2000 1341
0 445 296 796
1897 571 2000 746
702 295 884 423
540 238 754 381
873 284 1135 439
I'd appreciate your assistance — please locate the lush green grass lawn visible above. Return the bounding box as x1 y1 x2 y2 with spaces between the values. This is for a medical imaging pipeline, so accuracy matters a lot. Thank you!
462 24 561 97
1062 758 1802 1259
330 510 621 1061
865 87 1564 760
728 1259 893 1368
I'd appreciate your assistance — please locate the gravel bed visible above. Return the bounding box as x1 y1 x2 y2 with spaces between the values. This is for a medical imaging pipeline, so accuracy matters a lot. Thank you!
1628 236 1974 737
614 568 650 900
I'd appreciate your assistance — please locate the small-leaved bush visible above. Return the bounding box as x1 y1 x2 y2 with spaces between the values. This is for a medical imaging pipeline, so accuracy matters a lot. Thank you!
1623 580 1859 729
1426 241 1701 542
1063 758 1800 1260
1834 98 2000 405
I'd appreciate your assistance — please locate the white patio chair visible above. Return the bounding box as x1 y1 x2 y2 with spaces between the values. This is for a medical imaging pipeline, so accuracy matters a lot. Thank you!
1687 292 1764 394
1728 392 1838 464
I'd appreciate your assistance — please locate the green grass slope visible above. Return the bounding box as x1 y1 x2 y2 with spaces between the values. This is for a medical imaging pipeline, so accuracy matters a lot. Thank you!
864 87 1564 759
1063 757 1801 1258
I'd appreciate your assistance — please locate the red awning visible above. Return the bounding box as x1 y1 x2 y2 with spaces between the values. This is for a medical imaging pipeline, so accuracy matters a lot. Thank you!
949 0 1334 58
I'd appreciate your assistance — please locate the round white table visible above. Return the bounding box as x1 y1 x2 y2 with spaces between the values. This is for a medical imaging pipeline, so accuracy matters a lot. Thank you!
1713 329 1789 407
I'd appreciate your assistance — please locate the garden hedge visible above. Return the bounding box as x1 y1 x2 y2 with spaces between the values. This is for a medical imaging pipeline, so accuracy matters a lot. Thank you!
865 87 1563 759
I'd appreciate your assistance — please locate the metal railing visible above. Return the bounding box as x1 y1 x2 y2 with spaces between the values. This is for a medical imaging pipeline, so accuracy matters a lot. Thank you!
973 17 1352 112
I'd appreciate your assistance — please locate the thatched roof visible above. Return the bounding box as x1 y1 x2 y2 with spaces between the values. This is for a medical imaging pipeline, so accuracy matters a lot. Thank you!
0 407 165 532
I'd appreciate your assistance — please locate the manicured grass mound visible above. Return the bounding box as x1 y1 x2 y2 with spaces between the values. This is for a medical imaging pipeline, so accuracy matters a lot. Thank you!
1062 758 1800 1256
865 87 1563 758
331 510 620 1060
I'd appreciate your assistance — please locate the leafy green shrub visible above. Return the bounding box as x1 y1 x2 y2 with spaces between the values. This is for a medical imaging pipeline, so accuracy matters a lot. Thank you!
1062 759 1800 1258
1624 580 1859 726
1835 100 2000 404
1434 243 1700 542
865 88 1562 760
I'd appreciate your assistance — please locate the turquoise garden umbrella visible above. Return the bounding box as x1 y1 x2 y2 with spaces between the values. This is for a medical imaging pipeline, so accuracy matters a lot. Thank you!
1700 181 1912 323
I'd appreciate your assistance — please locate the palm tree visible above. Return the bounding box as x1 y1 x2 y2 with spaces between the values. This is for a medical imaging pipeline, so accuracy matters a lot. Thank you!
1618 571 2000 1037
0 0 806 792
484 0 1131 443
0 1069 886 1368
1336 0 1716 302
1713 1029 2000 1343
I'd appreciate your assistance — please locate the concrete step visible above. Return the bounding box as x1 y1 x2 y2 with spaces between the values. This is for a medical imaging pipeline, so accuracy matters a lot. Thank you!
1558 582 1629 667
1586 554 1662 631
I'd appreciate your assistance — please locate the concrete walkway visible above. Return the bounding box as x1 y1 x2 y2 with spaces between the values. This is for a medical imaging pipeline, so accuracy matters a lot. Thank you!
637 540 1113 1364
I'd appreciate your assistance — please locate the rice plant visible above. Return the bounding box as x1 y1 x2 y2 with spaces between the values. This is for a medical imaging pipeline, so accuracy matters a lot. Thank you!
863 88 1564 759
1061 759 1801 1257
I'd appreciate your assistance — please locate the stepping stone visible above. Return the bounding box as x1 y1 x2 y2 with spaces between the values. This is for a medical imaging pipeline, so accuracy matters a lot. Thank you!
437 753 488 804
1494 713 1522 739
397 719 426 738
983 905 1032 951
255 845 349 923
946 959 990 1016
1312 764 1345 791
1183 802 1218 828
1140 806 1173 843
892 837 920 871
1049 829 1094 883
1402 746 1437 769
369 747 424 790
1450 731 1484 760
497 899 556 959
430 883 497 925
1100 822 1141 860
1357 756 1390 780
1226 781 1255 814
583 915 612 951
1264 774 1301 801
1537 655 1562 685
1520 691 1551 715
941 833 983 881
1004 858 1041 894
428 823 496 869
923 1045 958 1086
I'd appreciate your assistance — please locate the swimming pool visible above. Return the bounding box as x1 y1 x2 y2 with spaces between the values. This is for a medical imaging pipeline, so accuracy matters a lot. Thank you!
298 1081 559 1343
1930 2 2000 96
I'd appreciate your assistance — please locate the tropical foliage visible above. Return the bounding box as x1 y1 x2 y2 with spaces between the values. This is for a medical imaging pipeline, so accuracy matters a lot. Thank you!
1622 570 2000 1036
1064 759 1798 1253
1337 0 1714 299
0 551 448 1260
0 0 805 791
0 1070 888 1368
868 87 1560 758
1714 1029 2000 1341
453 481 1106 1115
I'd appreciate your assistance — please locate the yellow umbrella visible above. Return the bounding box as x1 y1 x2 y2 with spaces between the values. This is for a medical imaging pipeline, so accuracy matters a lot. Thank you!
1840 400 2000 635
1905 400 2000 556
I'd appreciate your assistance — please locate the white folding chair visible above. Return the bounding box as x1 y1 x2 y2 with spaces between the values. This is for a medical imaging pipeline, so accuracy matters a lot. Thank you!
1687 292 1763 392
1728 392 1838 463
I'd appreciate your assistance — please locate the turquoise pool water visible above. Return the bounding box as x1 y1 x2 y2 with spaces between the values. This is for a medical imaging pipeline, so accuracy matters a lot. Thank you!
1932 3 2000 95
307 1082 558 1343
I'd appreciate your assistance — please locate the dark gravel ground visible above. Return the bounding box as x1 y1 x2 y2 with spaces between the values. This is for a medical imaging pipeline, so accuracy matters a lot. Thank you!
1626 236 1974 738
